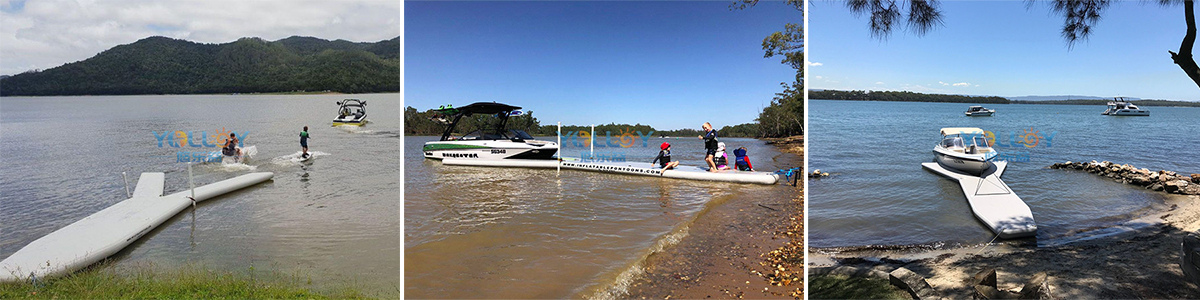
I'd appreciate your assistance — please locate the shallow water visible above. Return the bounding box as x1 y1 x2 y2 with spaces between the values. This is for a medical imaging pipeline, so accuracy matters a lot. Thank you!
0 94 400 295
403 135 798 298
808 99 1200 248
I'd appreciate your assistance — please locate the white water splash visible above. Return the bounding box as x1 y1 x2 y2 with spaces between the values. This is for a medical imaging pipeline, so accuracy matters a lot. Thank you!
271 150 331 166
334 124 376 134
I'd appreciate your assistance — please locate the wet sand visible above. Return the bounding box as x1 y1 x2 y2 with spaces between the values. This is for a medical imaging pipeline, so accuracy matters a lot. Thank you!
625 136 804 299
811 193 1200 298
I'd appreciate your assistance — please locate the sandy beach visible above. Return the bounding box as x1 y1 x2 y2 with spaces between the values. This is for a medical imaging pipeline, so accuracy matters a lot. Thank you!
811 191 1200 298
624 136 804 299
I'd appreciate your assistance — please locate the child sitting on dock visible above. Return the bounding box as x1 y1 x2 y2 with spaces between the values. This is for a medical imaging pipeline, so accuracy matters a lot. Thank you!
713 142 730 170
652 142 680 171
733 146 754 171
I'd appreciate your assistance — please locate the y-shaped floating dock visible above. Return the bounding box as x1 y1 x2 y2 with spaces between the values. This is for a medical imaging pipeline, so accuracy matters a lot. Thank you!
922 161 1037 239
0 172 274 282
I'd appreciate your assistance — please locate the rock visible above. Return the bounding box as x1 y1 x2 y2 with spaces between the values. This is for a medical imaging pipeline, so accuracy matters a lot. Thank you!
1182 231 1200 284
1184 185 1200 196
1166 180 1190 194
973 268 997 288
890 267 940 300
973 285 1015 300
1017 272 1051 299
1192 174 1200 184
1150 182 1165 191
1129 175 1153 186
1159 174 1172 183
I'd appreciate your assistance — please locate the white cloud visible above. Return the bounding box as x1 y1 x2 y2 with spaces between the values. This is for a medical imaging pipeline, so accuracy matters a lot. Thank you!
1 0 400 75
938 81 949 86
953 82 970 87
814 75 824 79
807 61 823 66
874 82 884 85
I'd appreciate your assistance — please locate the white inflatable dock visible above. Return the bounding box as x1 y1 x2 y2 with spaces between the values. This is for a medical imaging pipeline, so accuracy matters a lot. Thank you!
442 159 780 185
922 161 1037 239
0 172 274 282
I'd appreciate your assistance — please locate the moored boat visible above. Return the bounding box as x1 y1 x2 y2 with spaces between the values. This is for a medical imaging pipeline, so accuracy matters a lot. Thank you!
965 106 995 116
422 102 558 160
1102 97 1150 116
933 127 997 176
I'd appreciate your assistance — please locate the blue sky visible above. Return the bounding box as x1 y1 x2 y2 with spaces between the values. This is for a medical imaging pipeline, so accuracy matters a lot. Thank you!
405 1 801 130
810 1 1199 101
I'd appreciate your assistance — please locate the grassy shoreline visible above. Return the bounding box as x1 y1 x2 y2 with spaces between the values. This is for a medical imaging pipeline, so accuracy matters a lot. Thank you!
0 262 378 299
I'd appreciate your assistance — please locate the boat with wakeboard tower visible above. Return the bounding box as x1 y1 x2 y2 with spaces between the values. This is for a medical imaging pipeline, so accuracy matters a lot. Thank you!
423 102 558 160
332 99 368 126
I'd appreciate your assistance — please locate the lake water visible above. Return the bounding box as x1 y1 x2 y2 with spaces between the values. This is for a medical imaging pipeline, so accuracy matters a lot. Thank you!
404 135 799 299
0 94 400 295
809 99 1200 249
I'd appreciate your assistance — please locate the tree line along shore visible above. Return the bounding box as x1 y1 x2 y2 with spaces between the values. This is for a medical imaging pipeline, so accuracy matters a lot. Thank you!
811 89 1200 107
0 36 400 96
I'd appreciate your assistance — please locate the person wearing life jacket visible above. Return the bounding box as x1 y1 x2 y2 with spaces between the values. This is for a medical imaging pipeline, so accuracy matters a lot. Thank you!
299 126 311 158
734 146 754 171
713 142 730 170
652 142 680 171
698 122 719 172
222 132 241 157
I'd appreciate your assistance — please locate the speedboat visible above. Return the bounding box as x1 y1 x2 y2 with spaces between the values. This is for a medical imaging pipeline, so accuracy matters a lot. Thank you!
1102 97 1149 116
423 102 558 160
964 106 995 116
333 99 368 126
933 127 997 176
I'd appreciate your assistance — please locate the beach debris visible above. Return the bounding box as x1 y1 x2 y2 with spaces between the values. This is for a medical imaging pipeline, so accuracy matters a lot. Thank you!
889 267 942 300
1049 161 1200 195
973 268 997 288
1016 272 1050 299
1182 231 1200 285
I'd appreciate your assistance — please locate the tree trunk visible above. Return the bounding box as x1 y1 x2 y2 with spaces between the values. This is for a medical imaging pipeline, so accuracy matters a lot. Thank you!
1171 0 1200 89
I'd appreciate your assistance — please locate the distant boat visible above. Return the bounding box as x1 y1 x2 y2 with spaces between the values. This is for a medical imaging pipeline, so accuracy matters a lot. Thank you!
964 106 995 117
1102 97 1149 116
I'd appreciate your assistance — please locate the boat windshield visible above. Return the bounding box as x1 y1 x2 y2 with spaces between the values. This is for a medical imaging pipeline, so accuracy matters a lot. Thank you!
508 130 534 140
941 136 965 149
972 136 991 148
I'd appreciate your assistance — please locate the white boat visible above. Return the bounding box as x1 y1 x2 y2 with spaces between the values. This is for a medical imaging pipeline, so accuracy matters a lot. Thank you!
1102 97 1150 116
933 127 997 176
964 106 995 116
332 99 368 126
423 102 558 160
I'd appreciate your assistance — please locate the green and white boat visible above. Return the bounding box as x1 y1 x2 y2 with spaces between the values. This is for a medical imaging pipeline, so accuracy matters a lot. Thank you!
423 102 559 160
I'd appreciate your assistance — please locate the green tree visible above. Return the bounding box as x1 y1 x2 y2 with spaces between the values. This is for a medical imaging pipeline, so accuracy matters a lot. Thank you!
732 0 805 137
844 0 1200 90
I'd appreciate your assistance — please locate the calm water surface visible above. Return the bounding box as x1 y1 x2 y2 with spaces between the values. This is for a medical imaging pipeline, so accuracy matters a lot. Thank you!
404 135 798 299
0 94 400 295
809 99 1200 248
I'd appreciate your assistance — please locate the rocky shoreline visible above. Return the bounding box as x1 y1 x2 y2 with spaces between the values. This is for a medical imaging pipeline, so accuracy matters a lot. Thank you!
810 161 1200 298
1049 160 1200 195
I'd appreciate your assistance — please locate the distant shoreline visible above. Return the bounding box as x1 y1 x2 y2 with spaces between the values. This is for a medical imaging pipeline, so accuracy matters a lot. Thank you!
812 98 1200 108
0 91 405 98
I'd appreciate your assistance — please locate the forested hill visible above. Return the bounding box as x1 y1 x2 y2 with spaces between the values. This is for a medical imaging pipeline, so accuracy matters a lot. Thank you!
0 36 400 96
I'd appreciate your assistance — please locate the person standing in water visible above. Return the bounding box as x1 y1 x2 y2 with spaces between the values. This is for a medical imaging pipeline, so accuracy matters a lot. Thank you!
698 122 719 172
300 126 310 158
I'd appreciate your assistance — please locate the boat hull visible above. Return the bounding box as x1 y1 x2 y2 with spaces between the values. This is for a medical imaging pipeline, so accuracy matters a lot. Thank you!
934 149 992 176
1103 109 1150 116
423 141 558 160
965 111 994 116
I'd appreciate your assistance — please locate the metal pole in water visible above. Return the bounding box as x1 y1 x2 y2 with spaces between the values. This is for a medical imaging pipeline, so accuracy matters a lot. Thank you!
188 163 196 208
557 121 562 174
122 172 131 198
590 124 595 161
